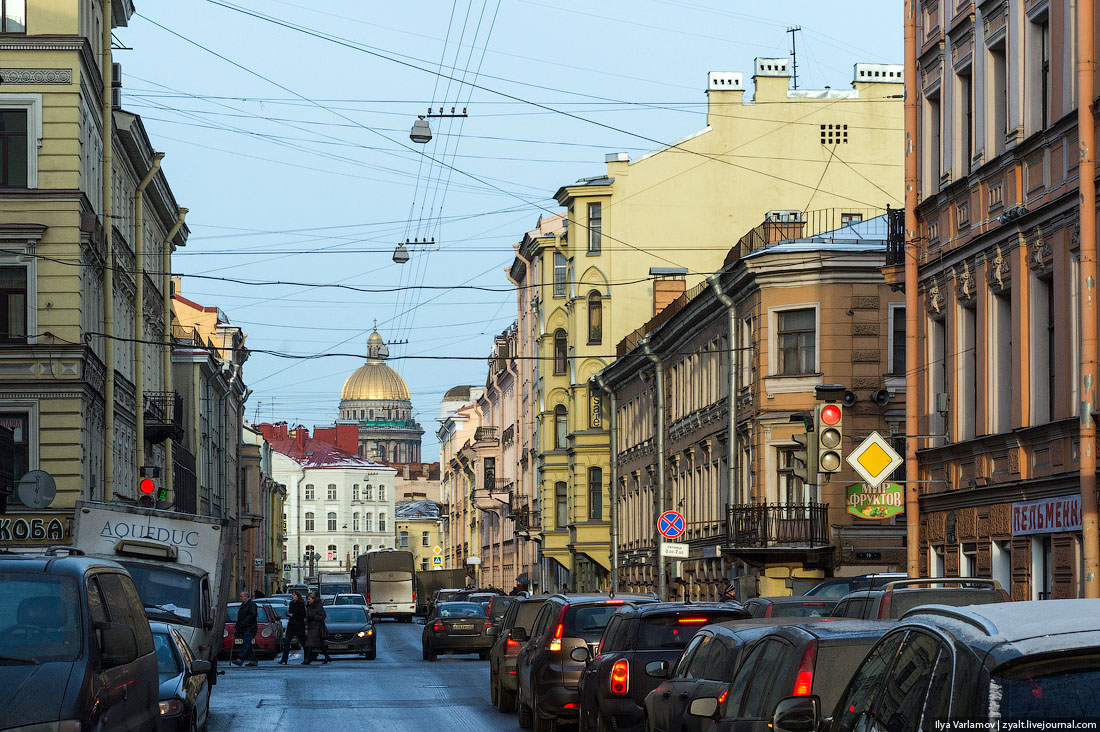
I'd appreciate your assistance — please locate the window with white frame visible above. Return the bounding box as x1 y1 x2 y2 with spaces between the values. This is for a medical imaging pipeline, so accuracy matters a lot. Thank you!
378 514 386 532
327 511 337 532
399 531 408 548
364 513 373 532
304 483 315 500
363 484 373 500
0 95 41 188
553 252 567 297
587 202 602 254
1 1 25 33
775 308 816 376
352 484 359 501
327 544 337 561
421 531 430 547
0 266 27 343
378 484 386 501
304 512 315 532
352 512 360 531
327 483 337 500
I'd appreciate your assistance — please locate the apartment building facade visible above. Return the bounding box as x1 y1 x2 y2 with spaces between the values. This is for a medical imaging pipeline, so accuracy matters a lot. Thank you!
902 0 1098 599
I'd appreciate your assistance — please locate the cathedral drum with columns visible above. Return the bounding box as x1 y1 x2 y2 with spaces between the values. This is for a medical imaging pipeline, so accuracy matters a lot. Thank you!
339 329 424 463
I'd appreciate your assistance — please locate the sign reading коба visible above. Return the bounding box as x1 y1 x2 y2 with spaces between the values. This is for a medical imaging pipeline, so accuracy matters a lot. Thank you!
1011 496 1082 536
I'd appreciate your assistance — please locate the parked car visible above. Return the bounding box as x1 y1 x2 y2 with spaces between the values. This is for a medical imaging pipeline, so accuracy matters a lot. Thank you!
770 600 1100 732
804 573 908 598
469 592 501 614
322 605 376 659
454 587 506 602
490 595 550 712
743 596 837 618
487 594 518 629
323 593 369 607
220 602 284 659
267 593 294 602
829 578 1007 620
152 621 211 732
577 602 751 732
516 593 658 731
643 618 828 732
687 620 894 731
422 601 495 661
429 588 464 616
0 549 159 732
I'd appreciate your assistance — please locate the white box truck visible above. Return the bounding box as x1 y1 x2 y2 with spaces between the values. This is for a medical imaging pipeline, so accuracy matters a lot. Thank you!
72 500 232 682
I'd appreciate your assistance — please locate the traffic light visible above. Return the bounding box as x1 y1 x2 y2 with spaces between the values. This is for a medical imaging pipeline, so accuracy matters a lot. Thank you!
790 412 818 485
138 478 156 508
816 402 844 473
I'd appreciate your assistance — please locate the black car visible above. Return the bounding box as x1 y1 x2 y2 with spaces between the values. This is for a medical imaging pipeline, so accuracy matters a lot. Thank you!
516 593 658 731
804 574 907 598
742 596 837 618
487 594 518 628
687 621 894 732
644 619 818 732
152 621 211 732
0 549 159 732
772 599 1100 732
422 601 495 660
828 578 1007 620
577 602 751 732
489 595 549 712
323 606 376 659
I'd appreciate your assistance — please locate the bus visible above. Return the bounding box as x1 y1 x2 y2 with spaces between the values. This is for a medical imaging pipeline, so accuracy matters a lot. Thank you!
355 550 416 621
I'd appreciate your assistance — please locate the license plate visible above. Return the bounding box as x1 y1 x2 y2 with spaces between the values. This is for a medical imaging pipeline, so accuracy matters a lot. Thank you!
234 638 242 645
328 644 348 650
452 624 473 631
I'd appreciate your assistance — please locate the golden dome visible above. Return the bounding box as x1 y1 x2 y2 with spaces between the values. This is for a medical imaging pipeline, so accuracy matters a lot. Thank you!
340 361 410 401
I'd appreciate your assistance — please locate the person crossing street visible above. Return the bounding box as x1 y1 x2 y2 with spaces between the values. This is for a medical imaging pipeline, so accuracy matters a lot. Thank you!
232 590 259 667
277 590 307 664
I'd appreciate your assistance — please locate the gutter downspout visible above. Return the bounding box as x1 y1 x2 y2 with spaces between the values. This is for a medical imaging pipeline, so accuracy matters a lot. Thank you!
594 373 618 591
708 272 738 517
133 152 163 473
1077 0 1100 598
507 245 533 583
102 0 115 499
162 207 187 499
903 0 921 579
641 339 666 601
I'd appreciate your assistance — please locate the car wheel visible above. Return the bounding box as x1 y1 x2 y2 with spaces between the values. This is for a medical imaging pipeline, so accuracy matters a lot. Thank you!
490 670 499 706
533 691 558 732
423 643 437 662
498 678 517 714
518 699 534 729
363 648 377 660
200 697 210 732
479 651 489 661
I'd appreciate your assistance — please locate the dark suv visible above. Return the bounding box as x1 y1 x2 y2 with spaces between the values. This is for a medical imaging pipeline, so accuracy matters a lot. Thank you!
516 593 657 731
688 621 894 732
489 595 549 712
577 602 750 732
0 548 160 732
829 578 1007 620
771 599 1100 732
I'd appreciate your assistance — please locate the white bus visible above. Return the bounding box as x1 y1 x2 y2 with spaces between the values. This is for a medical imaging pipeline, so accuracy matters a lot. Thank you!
356 550 415 621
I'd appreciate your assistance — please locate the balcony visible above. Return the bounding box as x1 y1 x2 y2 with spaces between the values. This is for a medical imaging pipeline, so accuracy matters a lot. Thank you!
144 391 184 443
474 426 499 444
727 503 830 548
881 206 906 288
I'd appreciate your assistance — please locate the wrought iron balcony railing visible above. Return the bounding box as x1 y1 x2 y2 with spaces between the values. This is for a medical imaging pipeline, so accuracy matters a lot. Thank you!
144 391 184 443
726 503 830 548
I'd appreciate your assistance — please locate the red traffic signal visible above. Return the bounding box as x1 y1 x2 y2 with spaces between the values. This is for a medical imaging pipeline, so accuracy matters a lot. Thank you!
820 404 842 426
139 478 156 494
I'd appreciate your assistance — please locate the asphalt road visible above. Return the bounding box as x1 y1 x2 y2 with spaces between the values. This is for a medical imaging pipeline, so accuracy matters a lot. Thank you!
210 619 518 732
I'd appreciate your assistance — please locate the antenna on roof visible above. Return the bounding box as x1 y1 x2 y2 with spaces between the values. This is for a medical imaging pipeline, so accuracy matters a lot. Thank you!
787 26 802 90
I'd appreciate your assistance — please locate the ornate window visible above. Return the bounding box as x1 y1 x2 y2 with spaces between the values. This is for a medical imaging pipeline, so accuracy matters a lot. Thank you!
587 292 602 344
554 330 567 374
554 405 568 449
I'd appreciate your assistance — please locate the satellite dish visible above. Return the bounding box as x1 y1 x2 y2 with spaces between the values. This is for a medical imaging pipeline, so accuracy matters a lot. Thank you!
15 470 56 509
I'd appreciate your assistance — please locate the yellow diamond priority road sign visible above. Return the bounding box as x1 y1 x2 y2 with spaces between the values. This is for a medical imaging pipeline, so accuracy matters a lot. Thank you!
846 430 903 489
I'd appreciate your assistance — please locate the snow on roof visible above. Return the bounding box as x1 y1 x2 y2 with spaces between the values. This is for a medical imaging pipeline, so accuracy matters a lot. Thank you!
396 499 442 520
743 213 889 259
269 436 390 470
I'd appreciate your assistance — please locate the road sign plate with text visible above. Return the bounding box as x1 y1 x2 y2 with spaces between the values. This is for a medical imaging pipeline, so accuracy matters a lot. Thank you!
660 542 689 558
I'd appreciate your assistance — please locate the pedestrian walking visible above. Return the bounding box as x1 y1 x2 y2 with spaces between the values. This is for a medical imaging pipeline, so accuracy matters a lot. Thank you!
302 592 332 665
233 590 259 667
277 590 307 664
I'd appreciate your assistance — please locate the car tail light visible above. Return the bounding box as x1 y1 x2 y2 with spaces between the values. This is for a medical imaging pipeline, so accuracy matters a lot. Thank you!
563 703 578 709
413 590 417 605
365 593 371 603
878 594 892 620
506 638 520 651
677 617 711 624
548 604 568 652
792 640 818 697
610 659 629 695
484 621 494 632
432 619 444 631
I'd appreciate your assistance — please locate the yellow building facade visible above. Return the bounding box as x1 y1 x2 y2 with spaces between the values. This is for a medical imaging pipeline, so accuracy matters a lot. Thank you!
519 59 905 590
0 0 190 547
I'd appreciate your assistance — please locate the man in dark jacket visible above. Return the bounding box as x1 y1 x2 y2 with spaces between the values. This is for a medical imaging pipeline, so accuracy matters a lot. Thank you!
278 590 308 664
233 590 259 667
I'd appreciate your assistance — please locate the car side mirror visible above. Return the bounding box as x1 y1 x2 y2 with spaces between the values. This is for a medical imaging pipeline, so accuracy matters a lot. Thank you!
773 696 821 732
487 625 499 636
508 627 528 642
645 660 670 678
97 622 139 668
191 659 212 675
569 646 590 662
689 697 720 719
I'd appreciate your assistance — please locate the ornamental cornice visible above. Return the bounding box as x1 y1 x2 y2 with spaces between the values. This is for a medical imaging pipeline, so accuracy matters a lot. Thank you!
0 68 72 84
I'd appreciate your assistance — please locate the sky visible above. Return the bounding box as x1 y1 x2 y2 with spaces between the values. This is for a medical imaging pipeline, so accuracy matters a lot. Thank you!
122 1 903 462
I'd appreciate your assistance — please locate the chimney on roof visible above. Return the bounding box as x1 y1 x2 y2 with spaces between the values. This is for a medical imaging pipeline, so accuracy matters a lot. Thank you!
404 464 411 480
705 71 745 126
650 267 688 316
753 57 791 101
293 426 307 450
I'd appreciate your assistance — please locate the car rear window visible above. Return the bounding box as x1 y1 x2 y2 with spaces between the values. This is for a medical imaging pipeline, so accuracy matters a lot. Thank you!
437 602 487 618
514 600 545 630
489 596 515 622
891 589 1003 617
993 654 1100 720
436 591 460 603
812 639 884 706
636 614 743 649
226 605 239 622
770 601 834 618
566 604 621 641
0 573 81 663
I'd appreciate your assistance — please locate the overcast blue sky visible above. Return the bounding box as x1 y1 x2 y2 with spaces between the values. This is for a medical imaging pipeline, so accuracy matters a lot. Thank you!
122 1 903 462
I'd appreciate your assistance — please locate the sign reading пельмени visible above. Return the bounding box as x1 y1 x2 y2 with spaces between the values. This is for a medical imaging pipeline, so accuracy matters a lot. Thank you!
1012 496 1081 536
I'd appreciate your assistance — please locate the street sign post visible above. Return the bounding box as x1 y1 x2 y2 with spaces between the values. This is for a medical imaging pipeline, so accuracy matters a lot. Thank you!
282 562 293 573
660 542 689 558
846 431 903 488
432 545 442 555
657 510 685 540
431 556 443 566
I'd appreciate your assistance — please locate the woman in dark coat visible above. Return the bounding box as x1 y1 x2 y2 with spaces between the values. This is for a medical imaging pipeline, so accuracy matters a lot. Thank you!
277 590 307 664
303 592 332 665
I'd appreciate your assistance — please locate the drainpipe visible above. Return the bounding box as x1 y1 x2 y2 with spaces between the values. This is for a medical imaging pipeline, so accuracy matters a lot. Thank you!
1077 0 1100 598
641 338 666 601
594 373 618 591
507 246 533 582
903 0 922 579
708 273 739 510
102 0 115 499
133 152 163 474
162 207 187 499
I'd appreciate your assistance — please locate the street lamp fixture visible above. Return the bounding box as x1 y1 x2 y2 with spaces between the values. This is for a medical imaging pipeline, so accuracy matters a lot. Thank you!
393 242 410 264
409 117 432 143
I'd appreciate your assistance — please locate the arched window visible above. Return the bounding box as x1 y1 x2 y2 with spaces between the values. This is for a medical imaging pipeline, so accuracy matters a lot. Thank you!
378 514 387 532
353 512 360 531
304 484 315 500
364 513 373 531
327 484 337 500
378 444 386 462
327 512 337 531
353 544 360 557
364 484 374 501
353 484 360 501
304 512 315 532
327 544 337 561
554 329 567 374
554 405 568 449
587 292 602 344
304 544 314 562
378 485 387 501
